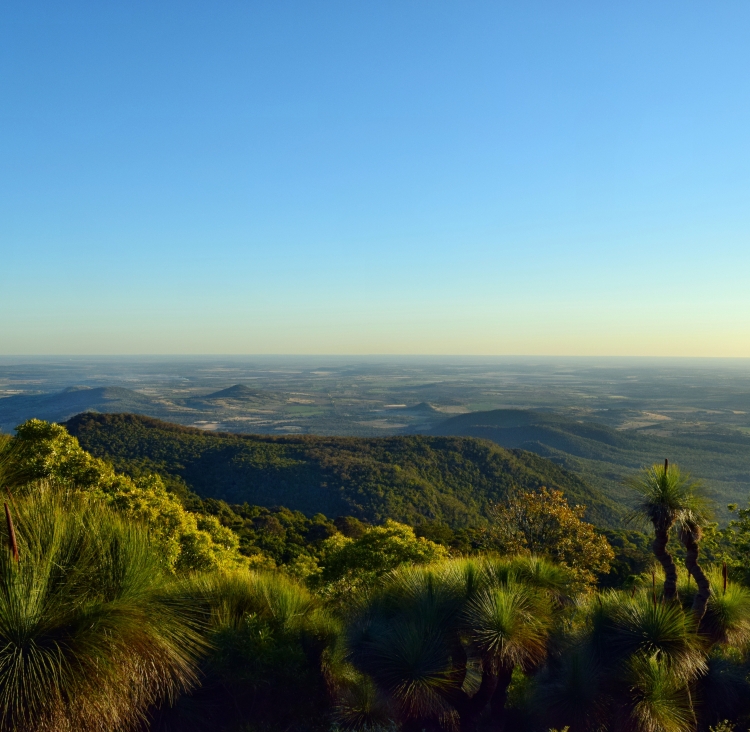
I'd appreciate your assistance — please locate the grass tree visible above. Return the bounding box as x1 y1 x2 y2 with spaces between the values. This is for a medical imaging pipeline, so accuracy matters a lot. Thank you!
679 517 712 621
628 460 710 604
0 486 205 732
541 591 706 732
152 569 340 732
345 556 570 732
464 580 553 730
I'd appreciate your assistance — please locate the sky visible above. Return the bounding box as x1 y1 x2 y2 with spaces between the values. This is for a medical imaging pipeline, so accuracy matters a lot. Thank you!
1 1 749 356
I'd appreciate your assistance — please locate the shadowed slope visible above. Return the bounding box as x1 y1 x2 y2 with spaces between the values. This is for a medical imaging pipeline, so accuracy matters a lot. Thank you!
65 412 620 526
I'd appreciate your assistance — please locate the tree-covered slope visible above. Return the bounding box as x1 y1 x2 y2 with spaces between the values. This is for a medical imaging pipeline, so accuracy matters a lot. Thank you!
428 409 750 519
65 412 620 526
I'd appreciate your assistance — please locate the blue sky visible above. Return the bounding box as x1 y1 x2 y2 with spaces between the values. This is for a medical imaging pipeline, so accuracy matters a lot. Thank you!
1 1 749 355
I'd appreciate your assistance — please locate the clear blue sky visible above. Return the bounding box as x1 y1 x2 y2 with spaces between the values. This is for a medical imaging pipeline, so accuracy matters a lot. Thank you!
2 1 749 356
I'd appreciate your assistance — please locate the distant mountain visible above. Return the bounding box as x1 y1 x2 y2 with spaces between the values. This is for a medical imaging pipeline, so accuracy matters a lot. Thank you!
65 412 620 526
198 384 269 401
428 409 750 517
0 387 167 433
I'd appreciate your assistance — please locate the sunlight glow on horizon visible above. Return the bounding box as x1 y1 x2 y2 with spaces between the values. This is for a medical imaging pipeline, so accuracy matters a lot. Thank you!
1 1 749 357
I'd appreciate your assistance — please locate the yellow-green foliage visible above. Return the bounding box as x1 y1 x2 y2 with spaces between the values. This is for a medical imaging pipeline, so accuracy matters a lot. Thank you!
11 419 247 573
319 519 448 580
313 519 448 604
488 487 614 590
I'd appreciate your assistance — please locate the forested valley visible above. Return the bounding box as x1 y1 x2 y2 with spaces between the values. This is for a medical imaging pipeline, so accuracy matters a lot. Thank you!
2 415 750 732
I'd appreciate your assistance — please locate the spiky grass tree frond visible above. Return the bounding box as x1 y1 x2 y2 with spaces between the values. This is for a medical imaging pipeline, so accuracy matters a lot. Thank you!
627 463 709 531
155 568 340 732
0 490 205 732
334 671 395 731
432 556 485 604
541 592 705 732
363 564 466 642
189 569 320 631
591 592 706 683
349 613 460 719
623 654 695 732
700 569 750 649
346 566 466 721
505 555 576 601
0 435 29 491
464 582 553 672
346 559 568 729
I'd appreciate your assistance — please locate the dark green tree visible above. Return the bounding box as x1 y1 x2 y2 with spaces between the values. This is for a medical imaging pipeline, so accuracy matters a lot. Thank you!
627 460 710 605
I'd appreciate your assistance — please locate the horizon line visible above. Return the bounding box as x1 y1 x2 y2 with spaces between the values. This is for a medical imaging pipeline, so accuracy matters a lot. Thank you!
1 354 750 361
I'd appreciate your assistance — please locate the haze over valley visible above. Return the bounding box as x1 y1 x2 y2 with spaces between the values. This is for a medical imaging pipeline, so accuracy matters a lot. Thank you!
3 356 749 519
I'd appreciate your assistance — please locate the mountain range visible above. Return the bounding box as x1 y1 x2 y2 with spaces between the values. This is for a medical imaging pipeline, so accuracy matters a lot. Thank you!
428 409 750 517
4 385 749 521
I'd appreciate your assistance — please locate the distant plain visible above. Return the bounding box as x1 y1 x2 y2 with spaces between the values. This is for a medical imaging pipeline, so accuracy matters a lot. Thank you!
1 356 749 519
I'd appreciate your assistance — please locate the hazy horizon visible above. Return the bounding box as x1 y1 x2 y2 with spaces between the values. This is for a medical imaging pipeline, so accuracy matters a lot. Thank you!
3 355 750 363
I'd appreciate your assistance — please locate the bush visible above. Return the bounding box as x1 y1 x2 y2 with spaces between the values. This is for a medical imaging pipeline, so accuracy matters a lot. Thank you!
0 488 204 732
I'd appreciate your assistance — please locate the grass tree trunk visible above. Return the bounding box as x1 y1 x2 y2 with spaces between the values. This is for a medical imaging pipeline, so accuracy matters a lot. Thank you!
653 521 679 601
681 527 711 621
456 669 498 732
488 664 514 732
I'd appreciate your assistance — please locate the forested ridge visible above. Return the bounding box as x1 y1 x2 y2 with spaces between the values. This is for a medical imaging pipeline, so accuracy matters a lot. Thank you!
65 411 620 525
429 408 750 518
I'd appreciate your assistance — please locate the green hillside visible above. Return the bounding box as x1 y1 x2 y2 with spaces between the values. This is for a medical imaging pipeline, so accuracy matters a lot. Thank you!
429 409 750 519
65 412 620 526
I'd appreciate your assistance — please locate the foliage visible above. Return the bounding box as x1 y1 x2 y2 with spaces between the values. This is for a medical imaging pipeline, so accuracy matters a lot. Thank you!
486 487 614 589
540 591 706 732
152 570 339 732
430 407 750 525
314 520 448 604
721 500 750 584
6 418 750 730
0 488 205 732
345 556 572 730
194 498 343 568
626 462 710 537
65 412 614 526
680 496 750 587
709 723 736 732
9 420 248 573
599 528 653 587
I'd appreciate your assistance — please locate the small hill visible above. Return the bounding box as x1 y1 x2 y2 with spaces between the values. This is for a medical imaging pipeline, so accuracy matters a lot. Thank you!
65 412 620 527
184 384 284 409
428 409 750 517
0 387 166 433
203 384 263 400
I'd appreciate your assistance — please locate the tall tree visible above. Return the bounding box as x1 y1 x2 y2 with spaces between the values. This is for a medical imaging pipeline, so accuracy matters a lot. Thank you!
487 487 614 590
627 460 709 604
